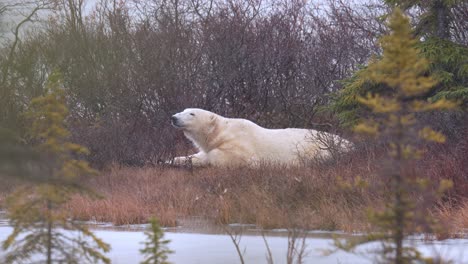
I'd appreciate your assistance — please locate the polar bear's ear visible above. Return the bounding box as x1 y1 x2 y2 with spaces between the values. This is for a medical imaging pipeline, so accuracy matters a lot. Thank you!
208 114 218 128
209 114 216 121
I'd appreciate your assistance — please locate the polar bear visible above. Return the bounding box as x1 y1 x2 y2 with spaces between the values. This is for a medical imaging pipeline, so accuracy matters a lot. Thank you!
170 108 352 167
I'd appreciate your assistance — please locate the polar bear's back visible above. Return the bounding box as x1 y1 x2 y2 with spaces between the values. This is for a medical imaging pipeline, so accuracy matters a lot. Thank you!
251 128 324 164
223 118 331 165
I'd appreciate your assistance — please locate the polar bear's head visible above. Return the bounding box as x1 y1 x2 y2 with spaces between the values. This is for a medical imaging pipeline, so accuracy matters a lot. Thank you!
171 108 218 132
171 108 220 152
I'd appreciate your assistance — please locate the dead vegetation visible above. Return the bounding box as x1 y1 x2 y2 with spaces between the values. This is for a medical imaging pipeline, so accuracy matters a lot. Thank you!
66 164 372 230
0 139 465 237
60 140 468 235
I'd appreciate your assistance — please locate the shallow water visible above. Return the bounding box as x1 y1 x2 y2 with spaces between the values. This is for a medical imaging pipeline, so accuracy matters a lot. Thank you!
0 219 467 264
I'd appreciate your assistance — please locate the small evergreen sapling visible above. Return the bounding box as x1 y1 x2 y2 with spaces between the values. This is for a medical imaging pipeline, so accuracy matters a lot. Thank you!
140 217 174 264
335 9 457 264
1 72 110 264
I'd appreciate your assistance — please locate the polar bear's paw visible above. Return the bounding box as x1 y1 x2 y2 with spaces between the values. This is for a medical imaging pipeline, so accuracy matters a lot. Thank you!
173 156 193 166
157 156 192 167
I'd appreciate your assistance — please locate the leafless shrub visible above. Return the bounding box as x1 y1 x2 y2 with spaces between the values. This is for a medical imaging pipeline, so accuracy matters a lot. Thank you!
1 0 387 166
223 224 246 264
286 228 309 264
261 231 274 264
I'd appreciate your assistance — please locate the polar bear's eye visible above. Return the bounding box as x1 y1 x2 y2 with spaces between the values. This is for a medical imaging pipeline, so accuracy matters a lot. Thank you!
190 113 195 116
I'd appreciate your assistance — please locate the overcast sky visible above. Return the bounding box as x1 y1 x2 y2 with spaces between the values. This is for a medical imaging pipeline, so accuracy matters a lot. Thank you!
1 0 374 43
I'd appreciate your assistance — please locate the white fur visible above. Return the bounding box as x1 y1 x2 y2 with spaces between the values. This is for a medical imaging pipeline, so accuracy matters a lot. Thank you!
171 108 352 167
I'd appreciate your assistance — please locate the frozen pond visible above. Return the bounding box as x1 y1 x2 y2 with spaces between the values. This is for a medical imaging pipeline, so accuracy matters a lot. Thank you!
0 221 467 263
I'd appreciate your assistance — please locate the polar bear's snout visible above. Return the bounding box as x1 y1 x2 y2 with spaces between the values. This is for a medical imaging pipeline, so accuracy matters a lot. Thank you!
171 115 181 128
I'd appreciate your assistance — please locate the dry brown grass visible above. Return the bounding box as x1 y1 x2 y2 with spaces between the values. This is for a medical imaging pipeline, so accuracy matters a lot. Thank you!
63 154 379 232
1 140 466 235
61 140 468 234
435 200 468 237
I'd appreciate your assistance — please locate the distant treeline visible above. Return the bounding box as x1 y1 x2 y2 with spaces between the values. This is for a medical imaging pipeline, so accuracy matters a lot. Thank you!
0 0 466 166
